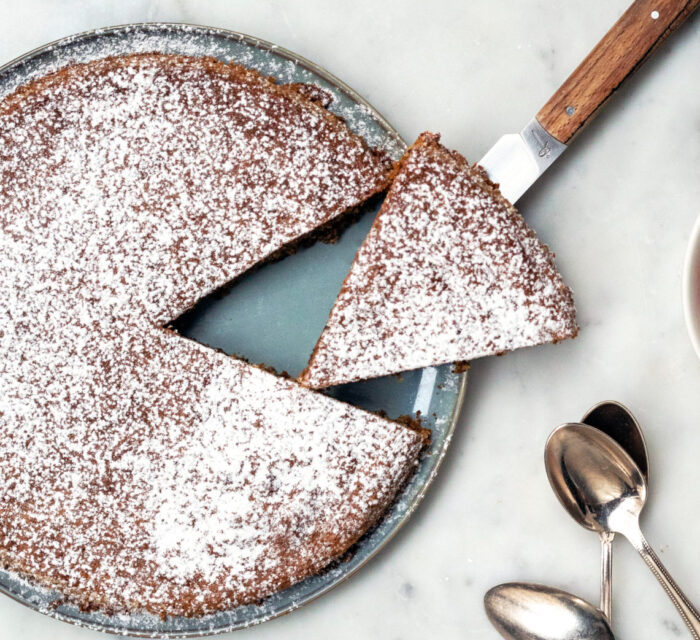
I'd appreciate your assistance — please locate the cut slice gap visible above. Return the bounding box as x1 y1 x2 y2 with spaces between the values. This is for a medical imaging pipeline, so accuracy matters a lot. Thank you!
172 194 385 379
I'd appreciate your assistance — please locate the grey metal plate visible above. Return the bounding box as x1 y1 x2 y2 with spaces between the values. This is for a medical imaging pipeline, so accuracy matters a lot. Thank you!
0 23 467 637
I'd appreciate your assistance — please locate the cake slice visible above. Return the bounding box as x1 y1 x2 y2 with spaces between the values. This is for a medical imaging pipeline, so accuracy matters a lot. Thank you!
299 133 578 388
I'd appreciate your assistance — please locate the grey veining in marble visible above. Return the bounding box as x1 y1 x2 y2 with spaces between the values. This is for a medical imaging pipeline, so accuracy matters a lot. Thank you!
1 1 699 639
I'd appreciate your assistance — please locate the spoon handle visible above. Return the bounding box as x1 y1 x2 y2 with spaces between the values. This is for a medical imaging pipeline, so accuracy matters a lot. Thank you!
600 531 614 621
625 525 700 638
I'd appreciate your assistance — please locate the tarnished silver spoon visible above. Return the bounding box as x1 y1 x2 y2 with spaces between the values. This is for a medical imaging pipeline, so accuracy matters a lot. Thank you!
546 423 700 638
484 582 614 640
580 400 649 621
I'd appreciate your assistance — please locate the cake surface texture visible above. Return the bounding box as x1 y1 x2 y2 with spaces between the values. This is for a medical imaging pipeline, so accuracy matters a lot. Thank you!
299 132 578 388
0 53 426 617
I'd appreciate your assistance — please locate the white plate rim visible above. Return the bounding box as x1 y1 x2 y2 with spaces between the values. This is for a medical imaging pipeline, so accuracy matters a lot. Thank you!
683 213 700 361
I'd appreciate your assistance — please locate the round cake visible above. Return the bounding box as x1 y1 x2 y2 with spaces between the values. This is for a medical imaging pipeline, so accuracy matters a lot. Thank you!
0 53 426 617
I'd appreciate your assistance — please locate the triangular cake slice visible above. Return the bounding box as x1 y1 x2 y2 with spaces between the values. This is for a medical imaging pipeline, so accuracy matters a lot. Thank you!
299 132 578 388
0 53 425 617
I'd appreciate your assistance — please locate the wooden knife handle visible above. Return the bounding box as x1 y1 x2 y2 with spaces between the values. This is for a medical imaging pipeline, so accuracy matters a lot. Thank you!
537 0 699 144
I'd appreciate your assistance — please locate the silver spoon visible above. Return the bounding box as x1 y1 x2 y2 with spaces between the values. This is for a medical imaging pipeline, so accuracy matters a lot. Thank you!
546 423 700 638
580 400 649 621
484 582 614 640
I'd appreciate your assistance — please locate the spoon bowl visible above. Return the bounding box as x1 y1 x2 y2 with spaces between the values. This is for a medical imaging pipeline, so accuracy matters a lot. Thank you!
545 423 646 535
484 582 614 640
581 400 649 482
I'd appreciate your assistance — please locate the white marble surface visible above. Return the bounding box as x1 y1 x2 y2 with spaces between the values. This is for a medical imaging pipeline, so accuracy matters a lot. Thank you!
1 1 700 639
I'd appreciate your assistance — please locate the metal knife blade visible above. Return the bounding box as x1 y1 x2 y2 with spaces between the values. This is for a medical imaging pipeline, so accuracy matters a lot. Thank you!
478 117 567 204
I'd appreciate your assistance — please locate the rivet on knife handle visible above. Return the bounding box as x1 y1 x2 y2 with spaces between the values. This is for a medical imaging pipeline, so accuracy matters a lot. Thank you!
537 0 700 145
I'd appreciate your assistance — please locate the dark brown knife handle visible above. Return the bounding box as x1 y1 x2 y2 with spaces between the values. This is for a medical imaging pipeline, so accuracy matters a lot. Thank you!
537 0 699 144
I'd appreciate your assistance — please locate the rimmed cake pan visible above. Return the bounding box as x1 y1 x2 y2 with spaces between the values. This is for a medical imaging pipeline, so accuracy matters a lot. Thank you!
0 23 468 637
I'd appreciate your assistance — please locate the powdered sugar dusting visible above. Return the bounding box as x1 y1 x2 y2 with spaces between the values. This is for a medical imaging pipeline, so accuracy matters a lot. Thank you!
0 24 405 159
0 52 425 618
300 133 578 388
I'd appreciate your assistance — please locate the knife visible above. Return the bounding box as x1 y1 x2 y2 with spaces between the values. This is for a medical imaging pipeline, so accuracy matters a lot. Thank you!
479 0 699 204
